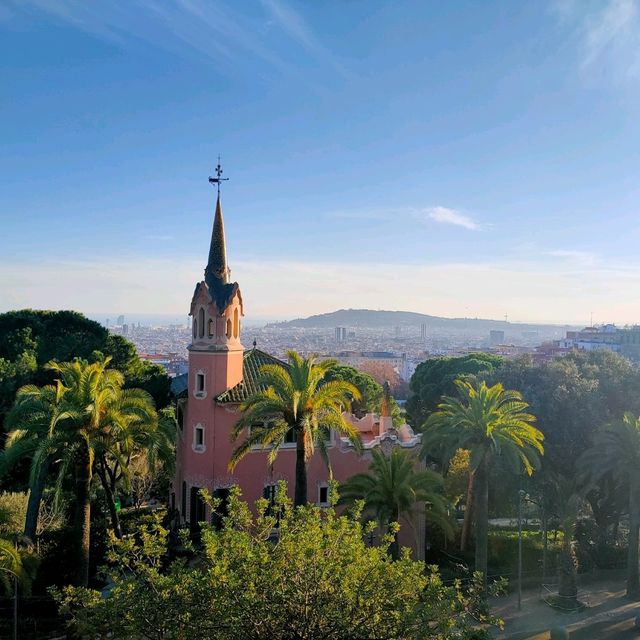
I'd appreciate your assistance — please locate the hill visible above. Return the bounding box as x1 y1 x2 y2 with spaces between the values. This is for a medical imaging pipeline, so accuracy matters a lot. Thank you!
267 309 571 332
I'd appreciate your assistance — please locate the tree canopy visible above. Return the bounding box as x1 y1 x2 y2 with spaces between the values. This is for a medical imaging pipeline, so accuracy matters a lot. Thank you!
406 353 504 429
56 484 503 640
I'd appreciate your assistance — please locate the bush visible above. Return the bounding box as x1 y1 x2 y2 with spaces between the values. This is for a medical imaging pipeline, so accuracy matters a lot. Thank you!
487 529 561 577
56 484 505 640
0 491 27 536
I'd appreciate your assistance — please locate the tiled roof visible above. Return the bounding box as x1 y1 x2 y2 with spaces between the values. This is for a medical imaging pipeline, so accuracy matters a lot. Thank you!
216 348 287 404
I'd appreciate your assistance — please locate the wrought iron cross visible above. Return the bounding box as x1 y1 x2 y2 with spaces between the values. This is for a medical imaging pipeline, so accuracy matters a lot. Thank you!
208 156 229 195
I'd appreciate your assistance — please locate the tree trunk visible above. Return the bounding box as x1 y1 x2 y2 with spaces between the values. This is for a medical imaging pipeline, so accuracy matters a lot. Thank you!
460 470 475 552
74 444 92 587
627 481 640 599
558 539 578 605
474 460 489 591
294 428 308 507
24 455 51 541
98 457 122 539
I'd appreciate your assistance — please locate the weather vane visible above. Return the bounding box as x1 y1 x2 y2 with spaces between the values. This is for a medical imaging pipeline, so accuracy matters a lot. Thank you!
208 155 229 196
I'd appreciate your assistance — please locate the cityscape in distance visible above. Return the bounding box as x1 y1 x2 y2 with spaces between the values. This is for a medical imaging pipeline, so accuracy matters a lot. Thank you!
97 307 640 392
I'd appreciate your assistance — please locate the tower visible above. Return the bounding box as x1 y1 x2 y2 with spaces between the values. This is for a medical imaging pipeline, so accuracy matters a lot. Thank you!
176 163 244 528
188 183 244 399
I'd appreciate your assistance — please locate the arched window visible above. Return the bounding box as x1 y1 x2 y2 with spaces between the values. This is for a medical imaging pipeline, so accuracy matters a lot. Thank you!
226 318 232 339
198 308 205 338
233 308 239 339
208 318 214 337
192 317 197 339
181 481 187 518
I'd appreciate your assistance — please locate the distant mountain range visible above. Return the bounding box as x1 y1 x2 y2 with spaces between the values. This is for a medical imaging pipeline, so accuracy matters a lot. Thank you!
268 309 575 332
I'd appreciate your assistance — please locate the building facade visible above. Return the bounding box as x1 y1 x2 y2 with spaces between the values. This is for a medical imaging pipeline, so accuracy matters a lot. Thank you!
172 188 424 554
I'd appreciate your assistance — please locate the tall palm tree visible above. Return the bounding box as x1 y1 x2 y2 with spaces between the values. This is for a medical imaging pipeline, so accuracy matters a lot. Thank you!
339 447 453 559
230 351 362 506
422 380 543 586
580 413 640 599
3 357 158 585
2 383 67 541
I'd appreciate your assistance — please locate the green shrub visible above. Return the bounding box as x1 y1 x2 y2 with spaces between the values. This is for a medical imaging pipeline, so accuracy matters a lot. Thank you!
0 491 27 536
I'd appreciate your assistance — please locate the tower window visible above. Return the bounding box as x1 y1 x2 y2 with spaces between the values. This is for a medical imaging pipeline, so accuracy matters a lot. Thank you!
226 318 232 339
208 318 214 337
233 308 239 339
192 318 197 339
198 308 205 338
196 373 205 396
194 425 205 451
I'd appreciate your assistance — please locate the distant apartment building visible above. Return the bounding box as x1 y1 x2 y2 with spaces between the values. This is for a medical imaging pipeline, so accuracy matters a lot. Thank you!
420 323 427 340
489 329 505 346
551 324 640 361
335 326 347 342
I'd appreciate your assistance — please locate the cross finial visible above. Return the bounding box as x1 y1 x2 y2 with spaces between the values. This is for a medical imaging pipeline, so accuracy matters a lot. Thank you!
208 155 229 196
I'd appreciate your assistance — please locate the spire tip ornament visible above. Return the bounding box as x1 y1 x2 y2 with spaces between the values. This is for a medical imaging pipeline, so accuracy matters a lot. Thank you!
208 155 229 196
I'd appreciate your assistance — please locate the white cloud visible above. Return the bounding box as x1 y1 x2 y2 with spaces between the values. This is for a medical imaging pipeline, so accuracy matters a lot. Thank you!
426 206 480 231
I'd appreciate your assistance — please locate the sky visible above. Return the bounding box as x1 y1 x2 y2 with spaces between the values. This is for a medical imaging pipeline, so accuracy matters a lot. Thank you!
2 0 640 325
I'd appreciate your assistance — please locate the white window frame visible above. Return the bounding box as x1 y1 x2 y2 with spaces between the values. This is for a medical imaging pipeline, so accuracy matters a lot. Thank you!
194 371 207 399
193 424 206 453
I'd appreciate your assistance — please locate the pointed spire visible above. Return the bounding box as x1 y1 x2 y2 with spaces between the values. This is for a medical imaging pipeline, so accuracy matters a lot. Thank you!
205 194 230 284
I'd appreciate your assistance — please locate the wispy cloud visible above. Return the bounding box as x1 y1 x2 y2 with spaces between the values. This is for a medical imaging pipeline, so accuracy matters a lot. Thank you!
426 206 481 231
9 0 342 83
260 0 350 78
548 249 598 266
556 0 640 82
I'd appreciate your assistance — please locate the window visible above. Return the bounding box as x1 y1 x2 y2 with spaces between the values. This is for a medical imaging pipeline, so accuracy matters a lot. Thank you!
318 485 329 506
233 307 239 338
192 318 197 339
284 427 297 444
208 318 214 337
198 308 205 338
226 318 232 339
194 425 204 450
181 481 187 518
196 373 205 395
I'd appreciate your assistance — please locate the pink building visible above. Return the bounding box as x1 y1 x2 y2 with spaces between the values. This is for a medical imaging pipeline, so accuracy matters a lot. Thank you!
172 186 424 555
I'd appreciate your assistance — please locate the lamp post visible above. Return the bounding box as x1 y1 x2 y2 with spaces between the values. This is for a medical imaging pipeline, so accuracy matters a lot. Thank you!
518 489 526 611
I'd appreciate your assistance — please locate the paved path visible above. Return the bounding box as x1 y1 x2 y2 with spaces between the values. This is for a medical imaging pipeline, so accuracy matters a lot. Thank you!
491 577 640 639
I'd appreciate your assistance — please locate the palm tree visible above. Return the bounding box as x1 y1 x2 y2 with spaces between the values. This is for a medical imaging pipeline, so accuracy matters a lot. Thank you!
230 351 362 507
339 447 453 559
3 357 158 585
546 473 582 606
580 413 640 599
2 383 67 541
422 379 543 586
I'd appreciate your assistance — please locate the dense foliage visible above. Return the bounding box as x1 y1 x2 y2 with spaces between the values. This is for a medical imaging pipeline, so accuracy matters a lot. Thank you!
0 310 171 442
406 354 503 429
56 485 504 640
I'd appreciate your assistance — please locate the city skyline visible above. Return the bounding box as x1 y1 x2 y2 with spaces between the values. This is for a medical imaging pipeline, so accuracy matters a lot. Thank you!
3 1 640 324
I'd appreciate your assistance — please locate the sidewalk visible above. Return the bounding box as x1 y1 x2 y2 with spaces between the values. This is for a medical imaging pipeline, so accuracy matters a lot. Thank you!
491 577 640 639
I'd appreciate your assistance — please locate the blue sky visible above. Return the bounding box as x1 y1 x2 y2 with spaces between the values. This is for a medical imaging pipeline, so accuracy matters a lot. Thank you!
2 0 640 324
